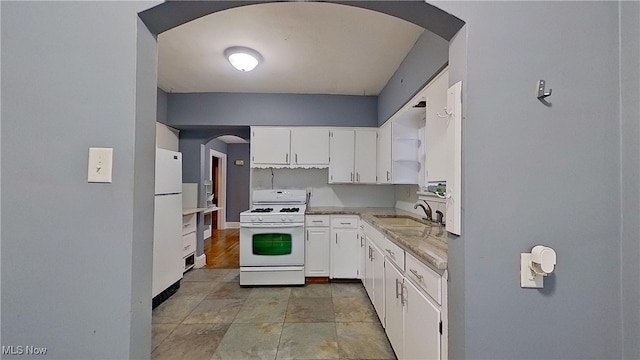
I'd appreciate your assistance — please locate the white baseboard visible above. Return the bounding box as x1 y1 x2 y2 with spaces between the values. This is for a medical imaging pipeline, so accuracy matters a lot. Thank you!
195 254 206 269
204 227 211 239
225 222 240 229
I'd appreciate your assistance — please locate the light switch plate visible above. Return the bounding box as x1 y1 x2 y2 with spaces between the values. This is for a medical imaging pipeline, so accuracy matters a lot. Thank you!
88 147 113 183
521 253 543 288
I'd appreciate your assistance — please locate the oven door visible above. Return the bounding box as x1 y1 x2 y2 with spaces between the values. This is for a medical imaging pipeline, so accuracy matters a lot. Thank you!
240 223 305 266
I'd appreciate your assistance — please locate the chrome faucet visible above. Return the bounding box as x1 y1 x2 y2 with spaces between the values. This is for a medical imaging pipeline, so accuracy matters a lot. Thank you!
414 200 432 221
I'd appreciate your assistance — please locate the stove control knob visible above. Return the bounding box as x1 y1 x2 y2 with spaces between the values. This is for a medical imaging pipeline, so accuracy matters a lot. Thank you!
258 216 263 222
251 216 257 222
281 216 286 222
288 216 294 222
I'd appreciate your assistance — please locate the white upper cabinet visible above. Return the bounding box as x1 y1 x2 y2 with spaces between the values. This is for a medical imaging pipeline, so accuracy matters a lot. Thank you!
424 68 449 183
329 128 377 184
251 127 290 166
290 128 330 167
329 129 355 183
376 122 392 184
354 129 377 184
251 127 330 168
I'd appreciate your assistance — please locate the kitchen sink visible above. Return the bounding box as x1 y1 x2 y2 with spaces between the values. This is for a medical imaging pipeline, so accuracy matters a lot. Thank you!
373 215 427 227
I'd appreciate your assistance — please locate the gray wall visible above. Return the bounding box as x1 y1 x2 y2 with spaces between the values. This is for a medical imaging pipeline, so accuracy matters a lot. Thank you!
620 1 640 358
444 24 468 360
130 16 158 359
168 92 378 128
1 1 157 358
226 143 251 222
433 1 627 358
377 29 449 125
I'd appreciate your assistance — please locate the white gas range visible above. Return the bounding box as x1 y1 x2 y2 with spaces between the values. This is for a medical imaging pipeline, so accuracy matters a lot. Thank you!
239 189 307 285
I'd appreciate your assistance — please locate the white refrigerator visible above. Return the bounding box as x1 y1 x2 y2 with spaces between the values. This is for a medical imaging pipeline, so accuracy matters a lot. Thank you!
152 148 184 299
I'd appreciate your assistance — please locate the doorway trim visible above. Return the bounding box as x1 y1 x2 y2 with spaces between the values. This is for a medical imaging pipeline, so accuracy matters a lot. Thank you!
209 149 227 232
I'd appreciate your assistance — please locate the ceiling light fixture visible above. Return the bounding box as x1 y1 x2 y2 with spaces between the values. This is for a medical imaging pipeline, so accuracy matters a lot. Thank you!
224 46 263 72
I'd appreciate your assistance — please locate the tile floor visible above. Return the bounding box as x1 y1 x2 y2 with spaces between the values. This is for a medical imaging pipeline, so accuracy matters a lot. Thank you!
152 268 396 360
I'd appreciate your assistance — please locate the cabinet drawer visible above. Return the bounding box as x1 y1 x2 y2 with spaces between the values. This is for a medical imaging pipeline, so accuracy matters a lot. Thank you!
182 232 196 257
382 236 405 270
406 253 442 305
306 215 330 227
182 213 196 235
331 216 359 229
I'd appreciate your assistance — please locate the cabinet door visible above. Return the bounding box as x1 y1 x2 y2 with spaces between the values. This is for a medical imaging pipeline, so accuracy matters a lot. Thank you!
291 128 330 166
354 129 377 183
364 238 375 300
330 228 359 278
372 243 386 324
376 123 392 184
358 223 366 282
251 127 291 165
305 227 330 277
424 68 449 183
384 260 405 359
404 279 441 360
445 82 462 235
329 129 355 183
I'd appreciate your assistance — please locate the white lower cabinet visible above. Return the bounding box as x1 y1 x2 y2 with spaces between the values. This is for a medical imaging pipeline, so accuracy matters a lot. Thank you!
404 278 441 360
305 219 331 277
358 221 366 281
384 259 442 360
182 214 197 272
364 237 375 298
384 260 405 358
330 216 360 278
364 234 386 324
362 220 446 360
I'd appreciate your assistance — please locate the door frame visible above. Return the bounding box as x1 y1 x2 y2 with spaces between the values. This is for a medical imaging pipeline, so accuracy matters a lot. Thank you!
209 149 226 229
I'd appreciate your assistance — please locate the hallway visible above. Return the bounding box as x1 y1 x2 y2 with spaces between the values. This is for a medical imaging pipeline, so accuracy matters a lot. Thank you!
204 229 240 269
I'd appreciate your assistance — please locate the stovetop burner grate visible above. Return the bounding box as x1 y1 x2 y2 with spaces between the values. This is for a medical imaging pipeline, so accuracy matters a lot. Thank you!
250 208 274 213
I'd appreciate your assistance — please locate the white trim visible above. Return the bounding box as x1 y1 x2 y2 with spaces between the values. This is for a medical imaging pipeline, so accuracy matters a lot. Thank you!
204 228 211 239
209 149 227 230
225 222 241 229
195 254 207 269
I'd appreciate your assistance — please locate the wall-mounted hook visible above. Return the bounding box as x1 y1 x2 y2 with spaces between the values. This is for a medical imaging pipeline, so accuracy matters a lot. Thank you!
437 107 453 118
537 80 552 99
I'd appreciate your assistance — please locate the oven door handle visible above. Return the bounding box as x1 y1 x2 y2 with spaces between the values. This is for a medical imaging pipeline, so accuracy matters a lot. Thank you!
240 223 305 228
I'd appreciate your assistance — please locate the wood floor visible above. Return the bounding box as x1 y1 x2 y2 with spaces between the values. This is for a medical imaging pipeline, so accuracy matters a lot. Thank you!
204 228 240 269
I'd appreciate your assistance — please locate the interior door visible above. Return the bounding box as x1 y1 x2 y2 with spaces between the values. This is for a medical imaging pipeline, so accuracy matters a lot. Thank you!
211 157 219 229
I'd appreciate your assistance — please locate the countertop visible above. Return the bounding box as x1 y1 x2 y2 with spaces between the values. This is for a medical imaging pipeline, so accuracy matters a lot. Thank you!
182 207 208 216
306 207 448 270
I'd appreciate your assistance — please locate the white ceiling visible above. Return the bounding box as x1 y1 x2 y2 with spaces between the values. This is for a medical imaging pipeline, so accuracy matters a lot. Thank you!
157 2 424 95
